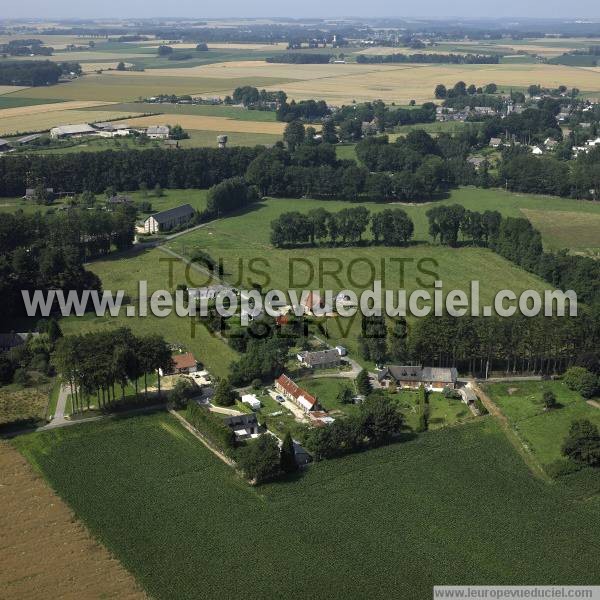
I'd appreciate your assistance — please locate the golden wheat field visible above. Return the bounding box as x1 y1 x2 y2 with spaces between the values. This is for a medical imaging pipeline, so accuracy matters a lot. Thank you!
124 113 286 134
0 85 28 95
122 60 600 103
0 108 141 136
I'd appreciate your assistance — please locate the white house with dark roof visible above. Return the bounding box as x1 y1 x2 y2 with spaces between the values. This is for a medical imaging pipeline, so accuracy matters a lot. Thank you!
378 365 458 391
143 204 195 233
146 125 170 139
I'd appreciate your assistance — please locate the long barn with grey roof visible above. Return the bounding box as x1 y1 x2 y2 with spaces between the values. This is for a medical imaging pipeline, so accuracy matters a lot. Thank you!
143 204 195 233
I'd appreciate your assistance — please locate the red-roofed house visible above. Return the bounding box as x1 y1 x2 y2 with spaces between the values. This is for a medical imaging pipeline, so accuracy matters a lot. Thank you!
170 352 198 374
275 374 318 413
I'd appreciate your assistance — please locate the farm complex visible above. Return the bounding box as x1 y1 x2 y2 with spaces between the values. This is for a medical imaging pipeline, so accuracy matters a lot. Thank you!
1 13 600 600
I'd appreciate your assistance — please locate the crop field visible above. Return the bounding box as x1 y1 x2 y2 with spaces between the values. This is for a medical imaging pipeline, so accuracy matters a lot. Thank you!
59 246 237 378
484 380 600 467
86 101 279 121
138 60 600 104
0 441 144 600
0 108 141 136
0 96 65 110
12 413 600 600
0 85 28 96
6 72 297 102
123 113 286 134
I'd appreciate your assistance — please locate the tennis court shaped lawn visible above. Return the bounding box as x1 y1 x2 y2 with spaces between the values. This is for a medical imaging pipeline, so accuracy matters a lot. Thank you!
13 413 600 600
484 380 600 466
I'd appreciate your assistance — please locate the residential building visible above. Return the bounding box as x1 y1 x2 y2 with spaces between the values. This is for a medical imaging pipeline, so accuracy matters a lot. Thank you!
335 345 348 357
146 125 170 139
50 123 96 139
160 352 198 376
275 374 319 412
241 394 261 411
0 332 39 352
489 137 502 148
143 204 195 233
24 188 55 200
378 365 458 391
531 146 544 155
223 413 259 440
106 194 133 206
467 156 486 170
297 348 341 369
188 285 238 303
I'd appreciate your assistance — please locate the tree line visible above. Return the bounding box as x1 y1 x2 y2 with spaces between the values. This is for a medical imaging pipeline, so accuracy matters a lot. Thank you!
266 53 332 64
270 206 414 247
0 60 80 86
0 206 137 325
53 328 173 414
425 205 600 307
0 146 261 197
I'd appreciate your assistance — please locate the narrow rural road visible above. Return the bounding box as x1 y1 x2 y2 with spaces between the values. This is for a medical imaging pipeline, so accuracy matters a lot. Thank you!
52 384 69 425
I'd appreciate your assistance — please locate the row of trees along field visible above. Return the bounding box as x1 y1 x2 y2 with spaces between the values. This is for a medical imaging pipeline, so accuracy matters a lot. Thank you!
53 328 173 413
0 60 81 86
358 310 600 377
424 205 600 307
0 147 261 197
0 206 136 325
270 206 414 247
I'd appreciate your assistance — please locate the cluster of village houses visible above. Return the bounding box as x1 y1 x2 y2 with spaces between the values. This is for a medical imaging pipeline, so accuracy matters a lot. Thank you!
159 333 459 450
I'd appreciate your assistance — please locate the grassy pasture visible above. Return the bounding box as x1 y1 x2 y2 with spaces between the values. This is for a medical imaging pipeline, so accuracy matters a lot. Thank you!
13 413 600 600
520 208 600 254
165 194 549 358
485 380 600 467
59 246 236 378
0 383 51 430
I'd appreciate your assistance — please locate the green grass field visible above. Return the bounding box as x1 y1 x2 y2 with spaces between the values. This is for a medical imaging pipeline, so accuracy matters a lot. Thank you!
485 380 600 466
13 413 600 600
59 246 236 378
164 192 554 358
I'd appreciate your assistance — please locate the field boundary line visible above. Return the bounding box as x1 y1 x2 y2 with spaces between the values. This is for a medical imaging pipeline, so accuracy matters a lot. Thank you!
168 408 236 467
472 382 551 483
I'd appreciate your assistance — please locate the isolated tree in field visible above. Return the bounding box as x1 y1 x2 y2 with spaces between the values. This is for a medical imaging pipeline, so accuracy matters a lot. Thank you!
356 369 372 396
562 420 600 467
157 45 173 57
542 390 557 410
283 120 305 152
280 431 298 474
